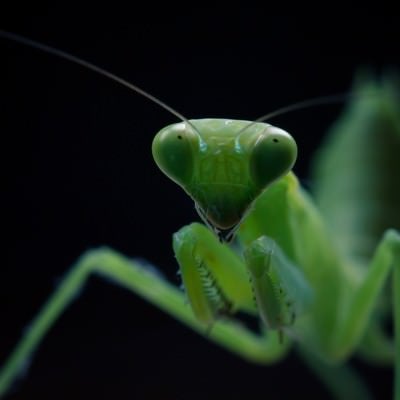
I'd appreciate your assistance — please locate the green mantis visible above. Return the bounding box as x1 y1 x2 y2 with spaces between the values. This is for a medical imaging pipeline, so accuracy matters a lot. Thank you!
0 31 399 399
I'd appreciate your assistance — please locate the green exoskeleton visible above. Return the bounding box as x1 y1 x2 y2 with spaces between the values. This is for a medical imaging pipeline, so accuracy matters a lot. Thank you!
0 31 399 400
152 118 311 331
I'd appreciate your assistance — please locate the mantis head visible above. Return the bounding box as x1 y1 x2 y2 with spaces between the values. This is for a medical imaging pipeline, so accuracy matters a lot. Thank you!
152 119 297 237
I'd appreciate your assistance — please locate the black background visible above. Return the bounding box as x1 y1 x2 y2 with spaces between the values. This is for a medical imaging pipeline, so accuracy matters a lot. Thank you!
1 11 399 400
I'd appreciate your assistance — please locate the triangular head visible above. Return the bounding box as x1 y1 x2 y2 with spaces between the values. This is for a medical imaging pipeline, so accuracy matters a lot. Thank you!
152 119 297 238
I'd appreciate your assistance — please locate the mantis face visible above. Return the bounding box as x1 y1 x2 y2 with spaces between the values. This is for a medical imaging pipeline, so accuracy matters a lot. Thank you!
152 119 297 232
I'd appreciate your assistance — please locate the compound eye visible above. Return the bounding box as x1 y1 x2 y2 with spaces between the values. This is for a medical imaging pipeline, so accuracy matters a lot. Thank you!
250 126 298 190
152 122 198 187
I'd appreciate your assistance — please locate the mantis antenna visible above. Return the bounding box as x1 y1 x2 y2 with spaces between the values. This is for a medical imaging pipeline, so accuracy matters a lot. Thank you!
255 93 354 123
0 30 202 136
236 93 359 139
1 30 367 140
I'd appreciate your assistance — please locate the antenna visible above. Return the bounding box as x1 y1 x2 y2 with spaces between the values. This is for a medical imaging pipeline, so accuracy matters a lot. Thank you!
236 93 353 138
0 30 202 136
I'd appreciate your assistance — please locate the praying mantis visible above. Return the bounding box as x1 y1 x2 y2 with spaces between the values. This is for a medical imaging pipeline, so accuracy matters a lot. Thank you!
0 30 399 399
